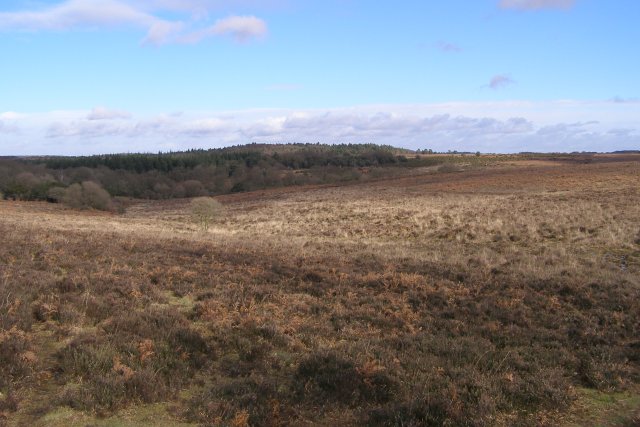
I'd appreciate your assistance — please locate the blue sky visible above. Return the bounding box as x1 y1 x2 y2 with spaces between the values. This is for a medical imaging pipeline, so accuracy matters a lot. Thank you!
0 0 638 154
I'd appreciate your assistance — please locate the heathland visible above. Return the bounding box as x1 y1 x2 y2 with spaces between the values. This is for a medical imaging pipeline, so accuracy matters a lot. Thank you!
0 149 639 426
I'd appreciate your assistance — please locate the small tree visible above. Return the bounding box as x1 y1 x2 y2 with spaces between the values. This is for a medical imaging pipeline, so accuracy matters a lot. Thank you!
191 197 223 231
81 181 112 210
61 181 113 211
63 183 84 209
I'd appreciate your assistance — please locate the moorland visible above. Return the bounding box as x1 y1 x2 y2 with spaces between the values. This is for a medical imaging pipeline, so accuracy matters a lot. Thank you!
1 147 639 426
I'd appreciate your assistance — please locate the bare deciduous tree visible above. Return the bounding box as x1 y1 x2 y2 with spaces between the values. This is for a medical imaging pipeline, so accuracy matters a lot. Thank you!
191 197 223 231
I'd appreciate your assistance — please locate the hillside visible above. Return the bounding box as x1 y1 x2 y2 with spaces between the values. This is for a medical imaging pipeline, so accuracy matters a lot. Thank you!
0 144 439 202
1 155 639 425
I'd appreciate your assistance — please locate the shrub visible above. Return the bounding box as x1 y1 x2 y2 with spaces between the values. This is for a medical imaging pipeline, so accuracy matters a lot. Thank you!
368 398 450 427
81 181 112 210
2 172 57 201
191 197 223 231
0 327 34 385
186 377 282 426
62 181 112 211
295 352 396 405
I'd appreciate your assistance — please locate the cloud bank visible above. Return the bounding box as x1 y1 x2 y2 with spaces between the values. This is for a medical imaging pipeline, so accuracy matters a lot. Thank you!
87 107 132 120
3 101 639 155
0 0 267 45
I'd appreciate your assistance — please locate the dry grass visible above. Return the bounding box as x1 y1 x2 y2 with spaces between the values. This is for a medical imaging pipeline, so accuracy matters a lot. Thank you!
1 157 639 426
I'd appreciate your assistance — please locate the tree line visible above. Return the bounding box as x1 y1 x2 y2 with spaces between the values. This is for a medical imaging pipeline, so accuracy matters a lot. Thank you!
0 143 440 207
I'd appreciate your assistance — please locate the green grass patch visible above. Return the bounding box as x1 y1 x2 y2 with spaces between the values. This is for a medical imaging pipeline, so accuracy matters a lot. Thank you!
33 404 195 427
562 388 640 426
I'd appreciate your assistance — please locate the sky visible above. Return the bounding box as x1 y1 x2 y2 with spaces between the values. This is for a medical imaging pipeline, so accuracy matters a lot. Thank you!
0 0 638 155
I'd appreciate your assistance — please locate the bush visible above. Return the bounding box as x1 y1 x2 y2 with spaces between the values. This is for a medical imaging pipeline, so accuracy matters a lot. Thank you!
61 181 113 211
191 197 223 231
0 327 34 385
81 181 112 210
186 377 282 426
295 352 396 405
2 172 57 201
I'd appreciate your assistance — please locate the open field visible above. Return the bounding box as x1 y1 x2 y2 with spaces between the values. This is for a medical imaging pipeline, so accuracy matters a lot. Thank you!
1 157 639 426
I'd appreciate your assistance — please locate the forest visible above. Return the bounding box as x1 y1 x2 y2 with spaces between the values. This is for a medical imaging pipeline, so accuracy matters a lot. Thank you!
0 143 436 204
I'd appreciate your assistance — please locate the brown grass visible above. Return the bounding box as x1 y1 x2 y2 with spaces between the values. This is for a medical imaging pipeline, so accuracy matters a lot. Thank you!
0 157 639 426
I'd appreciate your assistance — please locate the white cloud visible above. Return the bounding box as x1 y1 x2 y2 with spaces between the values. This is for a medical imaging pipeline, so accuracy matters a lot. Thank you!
47 120 127 138
0 0 163 35
211 15 266 41
130 0 213 15
489 74 515 89
0 111 25 120
0 122 21 136
498 0 576 10
4 101 639 155
143 20 185 45
87 107 132 120
0 112 22 133
610 96 639 104
182 118 230 136
130 0 278 15
0 0 267 45
180 15 267 43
